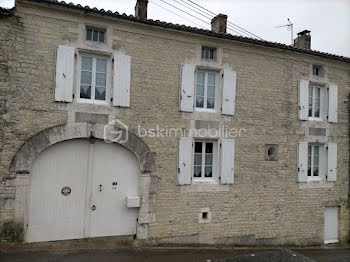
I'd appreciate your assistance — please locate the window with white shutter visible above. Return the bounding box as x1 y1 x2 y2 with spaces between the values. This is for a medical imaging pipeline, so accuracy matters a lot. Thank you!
113 53 131 107
327 143 337 181
299 79 337 123
220 139 235 184
55 45 75 102
297 142 308 182
222 69 236 116
180 64 195 112
298 142 335 182
178 137 193 185
328 84 338 123
298 80 309 120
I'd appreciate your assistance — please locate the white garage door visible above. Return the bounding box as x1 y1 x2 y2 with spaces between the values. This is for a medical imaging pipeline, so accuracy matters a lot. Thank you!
26 139 140 243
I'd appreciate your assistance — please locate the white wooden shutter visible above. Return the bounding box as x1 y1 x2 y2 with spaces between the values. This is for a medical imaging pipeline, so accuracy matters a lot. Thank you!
297 142 308 182
221 139 235 184
113 53 131 107
328 83 338 123
222 69 237 115
180 64 195 112
55 45 75 102
178 137 192 185
298 80 309 120
327 143 337 182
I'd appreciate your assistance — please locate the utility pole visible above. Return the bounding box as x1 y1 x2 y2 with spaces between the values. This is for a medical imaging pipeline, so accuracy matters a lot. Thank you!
275 18 294 46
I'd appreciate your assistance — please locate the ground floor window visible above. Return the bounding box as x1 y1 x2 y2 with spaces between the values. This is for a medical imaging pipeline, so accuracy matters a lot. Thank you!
308 144 320 177
193 141 217 180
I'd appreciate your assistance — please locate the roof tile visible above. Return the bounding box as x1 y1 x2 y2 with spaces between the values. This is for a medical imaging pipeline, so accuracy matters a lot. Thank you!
20 0 350 63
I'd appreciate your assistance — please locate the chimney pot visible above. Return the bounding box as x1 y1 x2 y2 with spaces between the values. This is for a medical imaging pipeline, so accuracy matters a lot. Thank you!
294 30 311 49
211 14 228 34
135 0 148 19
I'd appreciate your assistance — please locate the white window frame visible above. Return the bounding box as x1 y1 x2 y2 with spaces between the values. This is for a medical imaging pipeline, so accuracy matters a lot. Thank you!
195 69 219 112
76 53 111 105
201 46 217 60
86 26 106 43
307 143 327 181
193 140 218 182
308 83 326 121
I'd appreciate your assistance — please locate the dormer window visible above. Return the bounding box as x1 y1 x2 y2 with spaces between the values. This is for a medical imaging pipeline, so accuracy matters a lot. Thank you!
201 46 216 60
86 26 106 43
312 64 324 77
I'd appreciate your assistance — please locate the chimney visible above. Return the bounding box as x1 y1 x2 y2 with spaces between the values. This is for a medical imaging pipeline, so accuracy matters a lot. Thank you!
135 0 148 19
294 30 311 49
211 14 227 34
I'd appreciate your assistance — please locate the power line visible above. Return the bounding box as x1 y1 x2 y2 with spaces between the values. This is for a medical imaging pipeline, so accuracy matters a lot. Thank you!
186 0 215 15
169 0 252 37
227 21 263 40
171 0 213 20
185 0 264 40
175 0 214 18
149 1 206 28
154 1 348 84
158 0 210 26
153 1 348 84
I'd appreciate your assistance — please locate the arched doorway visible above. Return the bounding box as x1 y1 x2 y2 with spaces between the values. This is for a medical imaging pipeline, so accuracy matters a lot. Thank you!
26 139 140 242
9 123 155 242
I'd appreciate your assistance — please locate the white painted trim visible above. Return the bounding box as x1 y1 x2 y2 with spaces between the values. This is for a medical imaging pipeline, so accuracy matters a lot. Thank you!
192 140 218 182
76 52 112 104
194 69 220 112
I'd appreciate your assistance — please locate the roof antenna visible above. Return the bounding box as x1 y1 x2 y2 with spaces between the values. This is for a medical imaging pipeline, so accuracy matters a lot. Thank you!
275 18 294 46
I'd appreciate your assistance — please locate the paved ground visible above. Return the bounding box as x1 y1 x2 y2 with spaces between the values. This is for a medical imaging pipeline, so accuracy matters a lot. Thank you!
1 248 350 262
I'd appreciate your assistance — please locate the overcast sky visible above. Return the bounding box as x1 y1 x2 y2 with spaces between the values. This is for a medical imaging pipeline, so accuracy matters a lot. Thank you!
1 0 350 57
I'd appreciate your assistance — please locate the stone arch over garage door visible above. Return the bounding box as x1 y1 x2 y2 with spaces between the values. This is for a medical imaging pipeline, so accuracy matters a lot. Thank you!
9 122 156 241
10 122 155 174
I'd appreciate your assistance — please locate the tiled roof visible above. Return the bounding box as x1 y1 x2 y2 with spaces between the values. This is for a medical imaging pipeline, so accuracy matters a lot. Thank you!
22 0 350 63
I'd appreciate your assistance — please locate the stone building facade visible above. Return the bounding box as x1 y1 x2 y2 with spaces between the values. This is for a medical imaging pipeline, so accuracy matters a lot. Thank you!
1 0 350 244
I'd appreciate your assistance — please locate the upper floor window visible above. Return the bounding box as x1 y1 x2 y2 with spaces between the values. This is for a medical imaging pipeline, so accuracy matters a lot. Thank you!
86 27 106 43
312 64 324 77
193 141 217 180
308 84 322 119
201 46 216 60
196 70 218 111
298 80 338 123
79 55 109 102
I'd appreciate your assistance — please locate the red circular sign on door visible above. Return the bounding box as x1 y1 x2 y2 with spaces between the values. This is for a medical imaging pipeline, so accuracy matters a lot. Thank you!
61 186 71 196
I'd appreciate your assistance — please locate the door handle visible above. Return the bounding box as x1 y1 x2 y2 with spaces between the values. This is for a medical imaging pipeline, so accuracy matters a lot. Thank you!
99 184 102 192
91 205 96 211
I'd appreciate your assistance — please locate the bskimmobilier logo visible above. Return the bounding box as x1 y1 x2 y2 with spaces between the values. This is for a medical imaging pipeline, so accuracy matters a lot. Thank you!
103 119 129 144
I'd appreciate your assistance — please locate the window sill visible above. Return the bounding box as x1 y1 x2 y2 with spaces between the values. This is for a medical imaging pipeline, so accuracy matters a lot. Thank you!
298 179 333 189
180 181 229 193
308 117 325 122
195 108 218 113
76 99 109 106
307 177 323 182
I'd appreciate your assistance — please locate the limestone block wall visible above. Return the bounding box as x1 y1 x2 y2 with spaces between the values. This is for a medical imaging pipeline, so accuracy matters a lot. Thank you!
0 0 349 244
